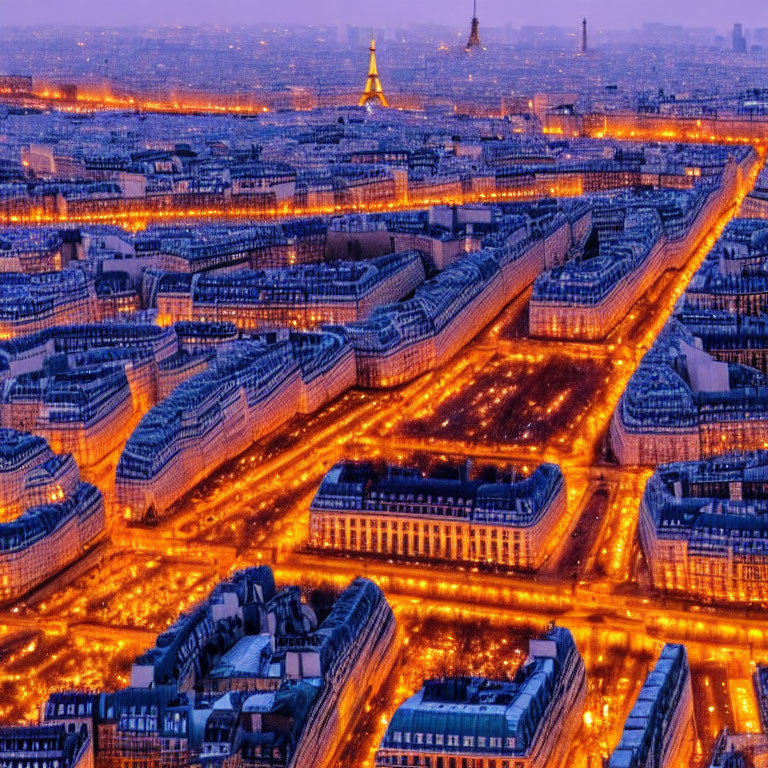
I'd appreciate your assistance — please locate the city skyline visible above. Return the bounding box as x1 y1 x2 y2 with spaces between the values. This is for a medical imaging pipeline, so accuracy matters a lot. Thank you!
3 0 768 31
2 7 768 768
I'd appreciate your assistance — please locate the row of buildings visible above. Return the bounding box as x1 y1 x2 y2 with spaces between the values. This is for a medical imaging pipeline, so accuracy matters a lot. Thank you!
0 566 397 768
0 427 104 601
530 147 755 340
152 250 427 330
607 644 695 768
0 555 706 768
115 328 355 523
112 200 585 522
308 460 566 571
0 145 755 576
307 449 768 607
1 108 751 220
1 135 745 335
0 322 203 468
608 215 768 604
612 218 768 467
307 449 768 606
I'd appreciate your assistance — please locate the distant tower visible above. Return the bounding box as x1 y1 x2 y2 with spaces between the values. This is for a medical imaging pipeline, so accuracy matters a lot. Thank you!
733 23 747 53
582 18 588 53
466 0 482 52
359 38 389 107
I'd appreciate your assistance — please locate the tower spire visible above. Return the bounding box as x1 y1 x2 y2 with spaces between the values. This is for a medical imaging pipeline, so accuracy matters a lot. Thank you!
466 0 482 51
582 18 588 53
359 38 389 107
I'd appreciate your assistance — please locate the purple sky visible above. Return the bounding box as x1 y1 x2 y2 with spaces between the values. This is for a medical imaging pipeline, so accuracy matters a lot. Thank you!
2 0 767 30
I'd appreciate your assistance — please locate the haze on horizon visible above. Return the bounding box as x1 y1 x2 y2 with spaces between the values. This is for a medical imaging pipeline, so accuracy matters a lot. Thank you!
1 0 766 32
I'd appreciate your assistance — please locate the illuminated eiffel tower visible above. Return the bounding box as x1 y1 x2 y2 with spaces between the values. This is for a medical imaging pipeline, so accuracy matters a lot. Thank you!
359 38 389 107
465 0 482 51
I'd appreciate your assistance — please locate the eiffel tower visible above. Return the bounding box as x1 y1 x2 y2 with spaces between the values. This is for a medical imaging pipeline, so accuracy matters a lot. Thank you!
465 0 482 51
359 38 389 107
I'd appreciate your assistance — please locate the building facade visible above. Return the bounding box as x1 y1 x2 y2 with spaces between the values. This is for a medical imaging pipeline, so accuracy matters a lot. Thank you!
639 451 768 604
0 322 183 468
309 461 568 571
530 153 751 340
375 626 586 768
611 321 768 466
0 725 93 768
154 251 426 330
0 427 105 601
608 644 695 768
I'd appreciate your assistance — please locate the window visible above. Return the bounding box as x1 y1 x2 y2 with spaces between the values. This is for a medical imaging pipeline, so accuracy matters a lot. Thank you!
462 736 474 748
